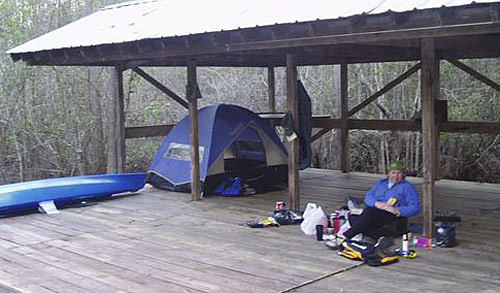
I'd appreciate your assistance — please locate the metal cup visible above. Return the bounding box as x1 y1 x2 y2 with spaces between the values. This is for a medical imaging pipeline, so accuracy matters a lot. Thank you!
316 225 324 241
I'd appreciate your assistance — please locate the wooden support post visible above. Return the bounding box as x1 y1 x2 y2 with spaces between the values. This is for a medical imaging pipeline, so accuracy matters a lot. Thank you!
268 66 276 112
187 60 201 201
339 63 349 173
286 54 300 211
107 65 126 174
421 38 438 240
434 61 441 181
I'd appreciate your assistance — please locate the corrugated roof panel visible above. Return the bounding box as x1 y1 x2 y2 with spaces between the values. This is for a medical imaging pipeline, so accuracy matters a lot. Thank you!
370 0 474 12
7 0 496 54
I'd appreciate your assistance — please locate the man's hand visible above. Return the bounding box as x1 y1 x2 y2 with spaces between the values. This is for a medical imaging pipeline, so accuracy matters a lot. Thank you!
383 206 399 215
375 201 399 215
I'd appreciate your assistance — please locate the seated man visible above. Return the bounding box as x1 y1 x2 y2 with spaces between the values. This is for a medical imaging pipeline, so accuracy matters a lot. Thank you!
339 160 422 245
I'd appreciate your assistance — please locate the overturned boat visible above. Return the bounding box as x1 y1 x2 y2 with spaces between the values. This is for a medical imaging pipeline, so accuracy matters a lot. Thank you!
0 173 146 216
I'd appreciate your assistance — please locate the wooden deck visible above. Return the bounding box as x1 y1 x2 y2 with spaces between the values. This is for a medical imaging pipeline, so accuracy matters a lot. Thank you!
0 168 499 293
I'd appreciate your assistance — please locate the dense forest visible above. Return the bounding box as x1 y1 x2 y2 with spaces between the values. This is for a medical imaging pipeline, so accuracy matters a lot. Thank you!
1 0 499 185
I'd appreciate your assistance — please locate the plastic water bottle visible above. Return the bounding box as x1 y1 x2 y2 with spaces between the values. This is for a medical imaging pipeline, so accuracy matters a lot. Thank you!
402 233 409 252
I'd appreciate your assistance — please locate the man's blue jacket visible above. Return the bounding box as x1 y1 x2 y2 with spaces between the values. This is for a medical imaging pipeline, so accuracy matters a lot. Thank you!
364 178 422 218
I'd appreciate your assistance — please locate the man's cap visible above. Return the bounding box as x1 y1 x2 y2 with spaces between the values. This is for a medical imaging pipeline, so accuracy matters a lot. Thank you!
388 160 404 172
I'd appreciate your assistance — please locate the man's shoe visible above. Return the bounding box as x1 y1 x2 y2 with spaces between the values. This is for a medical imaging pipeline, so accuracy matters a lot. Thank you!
324 236 342 250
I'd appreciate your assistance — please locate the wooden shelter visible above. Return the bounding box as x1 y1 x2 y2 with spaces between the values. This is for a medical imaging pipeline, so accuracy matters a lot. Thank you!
8 0 500 240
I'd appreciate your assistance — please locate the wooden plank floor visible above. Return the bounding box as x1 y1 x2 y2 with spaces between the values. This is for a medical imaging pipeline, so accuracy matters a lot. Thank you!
0 168 499 293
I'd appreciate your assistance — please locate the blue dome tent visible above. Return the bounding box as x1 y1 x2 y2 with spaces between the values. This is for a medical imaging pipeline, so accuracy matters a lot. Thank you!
147 104 288 194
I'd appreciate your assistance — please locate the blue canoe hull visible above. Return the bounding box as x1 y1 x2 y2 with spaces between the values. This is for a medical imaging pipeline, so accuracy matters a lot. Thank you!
0 173 147 215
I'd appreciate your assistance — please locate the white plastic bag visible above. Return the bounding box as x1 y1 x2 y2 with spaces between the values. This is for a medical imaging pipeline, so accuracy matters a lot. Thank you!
300 203 328 235
302 203 318 219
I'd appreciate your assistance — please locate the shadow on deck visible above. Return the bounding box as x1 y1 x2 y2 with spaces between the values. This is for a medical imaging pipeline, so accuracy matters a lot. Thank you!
0 168 498 292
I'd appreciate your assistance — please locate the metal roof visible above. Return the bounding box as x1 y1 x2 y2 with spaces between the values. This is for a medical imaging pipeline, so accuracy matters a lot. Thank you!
7 0 500 66
7 0 495 54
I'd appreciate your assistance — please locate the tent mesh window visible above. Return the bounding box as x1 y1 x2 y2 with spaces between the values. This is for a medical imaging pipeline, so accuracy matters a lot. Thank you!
164 143 204 162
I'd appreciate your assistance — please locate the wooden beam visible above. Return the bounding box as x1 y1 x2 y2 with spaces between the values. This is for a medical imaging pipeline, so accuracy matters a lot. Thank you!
339 63 349 173
439 121 500 133
123 119 500 140
307 116 500 145
349 120 500 133
226 22 500 52
107 66 126 174
311 128 332 142
18 38 500 67
125 125 174 138
286 54 300 211
446 59 500 92
305 118 500 133
187 60 201 201
132 67 189 109
347 119 418 131
17 41 425 67
348 63 421 117
421 38 438 241
267 66 276 112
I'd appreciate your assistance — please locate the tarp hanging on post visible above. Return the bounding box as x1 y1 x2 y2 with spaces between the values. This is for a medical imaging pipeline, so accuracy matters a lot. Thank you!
298 80 312 170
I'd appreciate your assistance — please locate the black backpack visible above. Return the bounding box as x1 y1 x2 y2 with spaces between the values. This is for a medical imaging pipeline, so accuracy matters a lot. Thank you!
338 239 399 267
